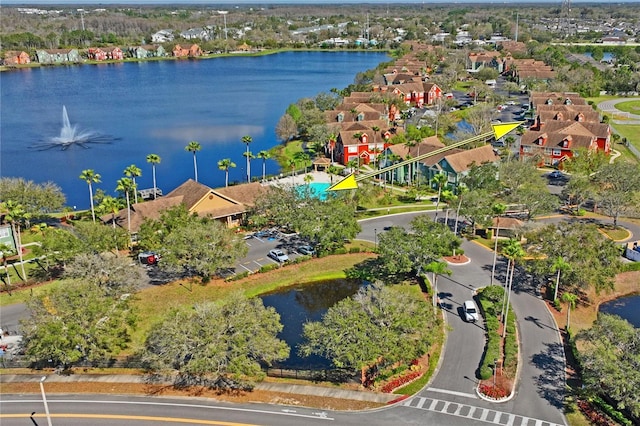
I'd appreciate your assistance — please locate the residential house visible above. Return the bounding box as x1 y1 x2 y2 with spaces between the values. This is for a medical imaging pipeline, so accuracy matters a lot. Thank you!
389 81 442 107
334 121 396 167
180 28 211 41
151 29 174 43
324 103 388 124
104 180 267 233
172 44 202 57
130 45 166 59
467 51 505 73
3 51 30 66
519 120 610 166
503 59 556 84
379 136 446 185
427 144 501 190
35 49 81 64
87 47 123 61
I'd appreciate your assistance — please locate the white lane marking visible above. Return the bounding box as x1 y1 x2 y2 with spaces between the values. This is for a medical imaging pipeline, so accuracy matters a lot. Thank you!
427 387 478 399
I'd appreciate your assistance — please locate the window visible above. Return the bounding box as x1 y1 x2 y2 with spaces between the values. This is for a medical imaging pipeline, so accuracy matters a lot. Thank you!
552 149 562 156
522 146 532 153
347 146 358 153
544 148 552 155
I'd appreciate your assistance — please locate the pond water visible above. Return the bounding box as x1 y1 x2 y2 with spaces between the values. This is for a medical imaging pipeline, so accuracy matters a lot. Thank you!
599 294 640 328
260 278 363 369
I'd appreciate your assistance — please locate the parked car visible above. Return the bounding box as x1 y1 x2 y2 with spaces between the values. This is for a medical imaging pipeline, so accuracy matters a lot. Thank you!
268 249 289 263
547 170 565 179
463 300 480 322
297 245 316 256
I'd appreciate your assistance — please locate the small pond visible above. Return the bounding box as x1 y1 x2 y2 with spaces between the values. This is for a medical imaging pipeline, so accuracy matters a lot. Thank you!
260 278 363 369
599 294 640 328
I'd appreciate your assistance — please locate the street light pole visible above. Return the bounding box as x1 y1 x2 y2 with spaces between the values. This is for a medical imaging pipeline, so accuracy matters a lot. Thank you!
493 358 498 388
374 228 377 250
218 10 228 41
39 376 53 426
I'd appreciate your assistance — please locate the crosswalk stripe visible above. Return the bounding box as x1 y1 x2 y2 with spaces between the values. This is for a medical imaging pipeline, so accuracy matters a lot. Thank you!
403 396 565 426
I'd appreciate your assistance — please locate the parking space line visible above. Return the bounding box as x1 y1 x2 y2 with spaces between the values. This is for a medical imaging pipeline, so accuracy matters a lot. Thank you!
238 264 253 273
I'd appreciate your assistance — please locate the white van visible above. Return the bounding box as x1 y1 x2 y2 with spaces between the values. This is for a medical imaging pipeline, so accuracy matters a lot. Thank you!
463 300 480 322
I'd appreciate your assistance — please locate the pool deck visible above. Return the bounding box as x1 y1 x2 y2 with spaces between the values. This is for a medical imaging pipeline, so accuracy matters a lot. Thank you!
264 170 333 187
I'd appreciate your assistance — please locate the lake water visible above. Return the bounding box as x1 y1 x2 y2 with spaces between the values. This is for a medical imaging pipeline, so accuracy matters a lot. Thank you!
599 294 640 328
260 278 362 369
0 51 388 209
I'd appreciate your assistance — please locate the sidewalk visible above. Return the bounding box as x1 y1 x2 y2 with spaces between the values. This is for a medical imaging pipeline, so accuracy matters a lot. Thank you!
0 374 398 404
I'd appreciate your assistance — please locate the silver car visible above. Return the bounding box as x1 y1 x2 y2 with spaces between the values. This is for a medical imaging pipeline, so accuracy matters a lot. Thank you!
268 249 289 263
463 300 480 322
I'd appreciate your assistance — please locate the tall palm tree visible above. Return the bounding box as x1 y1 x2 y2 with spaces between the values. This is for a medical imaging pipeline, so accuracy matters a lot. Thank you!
561 292 578 330
490 203 507 286
146 154 161 199
441 189 456 226
288 158 297 184
217 158 236 187
0 201 29 281
124 164 142 204
432 173 448 219
79 169 101 222
241 135 253 182
115 178 134 237
256 150 271 182
242 151 254 182
294 151 310 174
185 141 202 182
551 256 570 302
0 242 13 294
99 196 123 251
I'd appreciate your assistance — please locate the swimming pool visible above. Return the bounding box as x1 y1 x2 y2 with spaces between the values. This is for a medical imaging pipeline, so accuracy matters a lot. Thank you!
296 182 331 200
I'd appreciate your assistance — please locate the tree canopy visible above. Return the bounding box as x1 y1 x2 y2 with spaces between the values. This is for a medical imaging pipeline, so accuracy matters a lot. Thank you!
143 292 289 387
137 205 247 280
575 314 640 418
0 177 66 215
299 283 437 373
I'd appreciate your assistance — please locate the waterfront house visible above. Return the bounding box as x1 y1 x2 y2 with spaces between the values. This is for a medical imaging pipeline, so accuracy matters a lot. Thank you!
35 49 81 64
3 51 31 66
379 136 446 185
87 47 123 61
334 121 395 167
427 144 500 190
151 29 174 43
172 44 202 57
130 45 166 59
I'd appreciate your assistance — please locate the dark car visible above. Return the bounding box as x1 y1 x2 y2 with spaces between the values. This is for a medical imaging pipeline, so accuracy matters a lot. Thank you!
297 245 316 256
547 170 565 179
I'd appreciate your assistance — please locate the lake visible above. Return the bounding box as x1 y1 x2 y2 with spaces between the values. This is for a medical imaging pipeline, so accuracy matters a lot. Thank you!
260 278 363 369
0 51 388 209
599 294 640 328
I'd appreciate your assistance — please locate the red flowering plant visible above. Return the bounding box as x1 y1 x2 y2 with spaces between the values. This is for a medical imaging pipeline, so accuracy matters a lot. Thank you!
479 383 509 400
380 370 423 393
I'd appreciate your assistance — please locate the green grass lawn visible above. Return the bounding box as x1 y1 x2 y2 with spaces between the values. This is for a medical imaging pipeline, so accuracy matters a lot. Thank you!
610 100 640 114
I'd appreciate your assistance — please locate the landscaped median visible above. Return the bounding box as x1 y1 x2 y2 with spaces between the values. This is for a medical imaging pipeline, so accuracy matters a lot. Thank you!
474 285 519 402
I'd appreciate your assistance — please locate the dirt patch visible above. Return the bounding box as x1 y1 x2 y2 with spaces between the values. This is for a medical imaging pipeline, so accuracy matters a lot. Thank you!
443 254 470 264
0 381 385 411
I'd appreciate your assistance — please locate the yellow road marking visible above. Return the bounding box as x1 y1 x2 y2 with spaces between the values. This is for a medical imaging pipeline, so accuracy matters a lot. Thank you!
1 413 258 425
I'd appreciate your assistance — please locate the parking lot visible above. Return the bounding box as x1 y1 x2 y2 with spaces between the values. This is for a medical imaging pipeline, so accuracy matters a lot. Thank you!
234 229 313 275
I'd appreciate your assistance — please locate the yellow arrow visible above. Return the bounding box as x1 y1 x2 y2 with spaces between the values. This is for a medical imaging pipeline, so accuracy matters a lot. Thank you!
327 173 358 191
492 121 523 140
328 121 524 191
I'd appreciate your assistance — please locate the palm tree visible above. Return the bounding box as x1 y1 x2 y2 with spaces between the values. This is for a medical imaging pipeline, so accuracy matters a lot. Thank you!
241 135 253 182
490 203 507 286
256 150 271 182
441 189 456 226
453 184 468 236
146 154 161 199
115 178 134 237
124 164 142 204
185 141 202 182
99 195 123 251
79 169 101 222
561 292 578 330
1 201 29 281
551 256 570 302
432 173 448 219
288 158 297 184
217 158 236 187
501 239 525 337
294 151 311 174
425 260 452 308
243 151 254 182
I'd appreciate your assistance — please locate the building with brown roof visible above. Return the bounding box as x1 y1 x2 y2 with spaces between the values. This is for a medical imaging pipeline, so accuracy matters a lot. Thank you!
427 144 500 190
103 180 267 234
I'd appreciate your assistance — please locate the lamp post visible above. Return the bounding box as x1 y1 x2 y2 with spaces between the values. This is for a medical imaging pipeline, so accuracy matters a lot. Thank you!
39 376 53 426
493 358 498 388
374 228 377 250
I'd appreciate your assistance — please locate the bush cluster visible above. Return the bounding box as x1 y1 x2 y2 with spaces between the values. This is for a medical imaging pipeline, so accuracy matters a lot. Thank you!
380 370 423 393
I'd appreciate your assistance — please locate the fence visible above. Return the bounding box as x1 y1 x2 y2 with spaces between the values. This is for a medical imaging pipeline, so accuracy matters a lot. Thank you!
264 367 357 383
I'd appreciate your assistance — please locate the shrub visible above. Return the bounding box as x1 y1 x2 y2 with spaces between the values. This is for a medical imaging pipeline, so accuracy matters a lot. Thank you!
225 271 249 282
380 370 423 393
259 264 279 273
332 248 348 255
349 247 361 253
479 365 493 380
479 383 508 399
553 298 563 311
